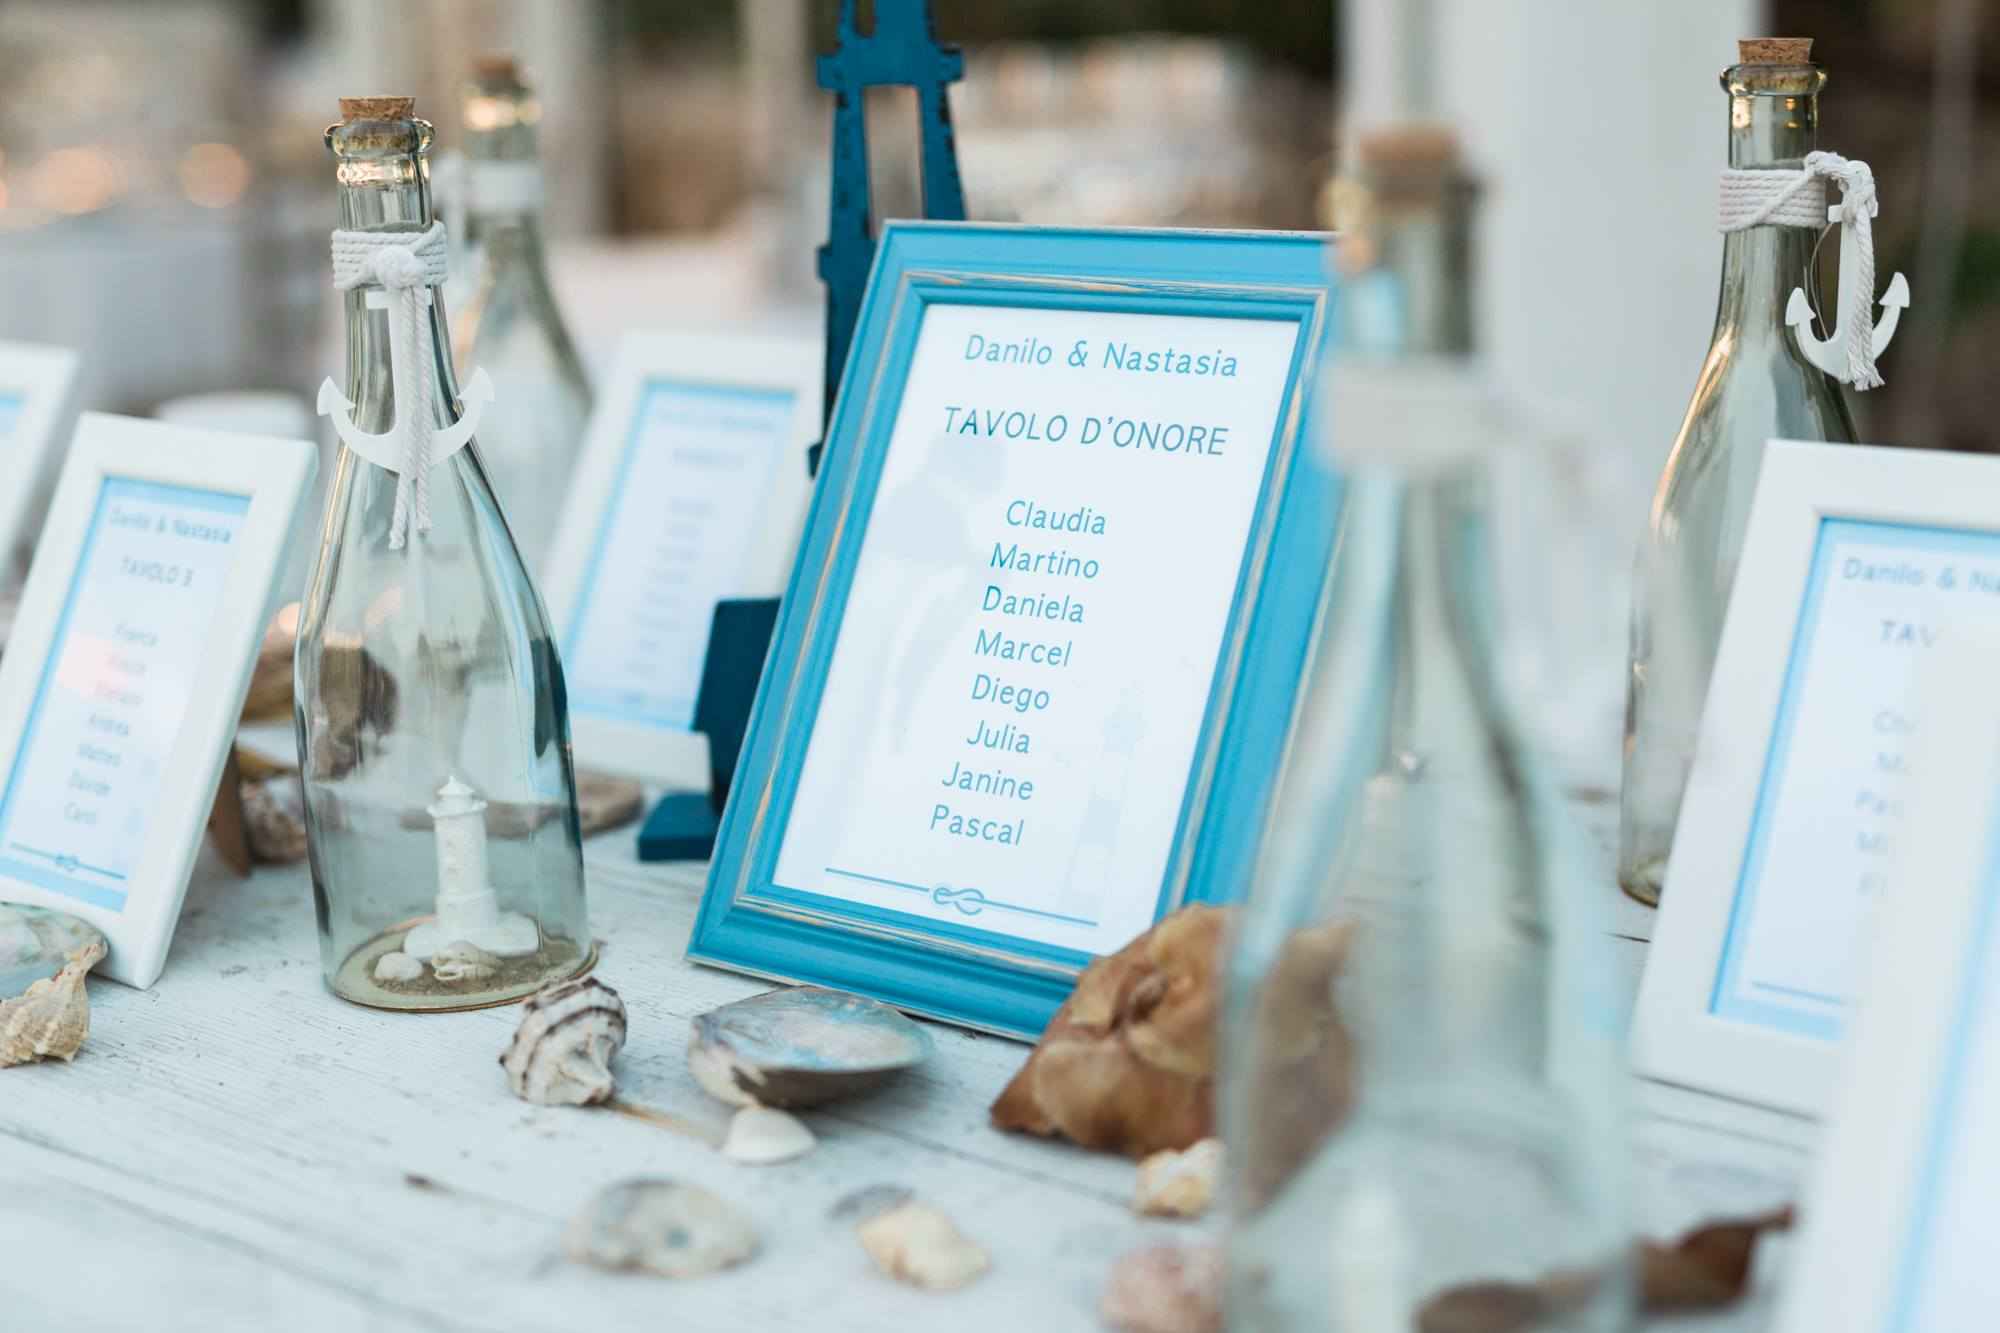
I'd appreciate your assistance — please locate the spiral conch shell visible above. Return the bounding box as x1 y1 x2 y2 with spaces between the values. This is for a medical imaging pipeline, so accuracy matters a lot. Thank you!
501 977 627 1106
1 933 107 1068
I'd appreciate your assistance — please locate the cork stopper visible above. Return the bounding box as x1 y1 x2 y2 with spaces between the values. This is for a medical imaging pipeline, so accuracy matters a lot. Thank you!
339 96 416 122
1737 38 1813 64
473 55 520 82
1357 125 1460 169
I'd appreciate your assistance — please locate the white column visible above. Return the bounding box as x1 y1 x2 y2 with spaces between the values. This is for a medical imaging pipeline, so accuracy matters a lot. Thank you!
1341 0 1763 490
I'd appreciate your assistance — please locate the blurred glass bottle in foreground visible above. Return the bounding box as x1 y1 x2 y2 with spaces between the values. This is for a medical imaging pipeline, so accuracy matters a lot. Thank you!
296 97 590 1011
1223 133 1629 1331
1620 39 1857 905
451 57 592 575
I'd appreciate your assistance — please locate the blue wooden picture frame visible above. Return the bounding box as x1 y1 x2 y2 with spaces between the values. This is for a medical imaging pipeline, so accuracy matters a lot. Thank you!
687 222 1340 1039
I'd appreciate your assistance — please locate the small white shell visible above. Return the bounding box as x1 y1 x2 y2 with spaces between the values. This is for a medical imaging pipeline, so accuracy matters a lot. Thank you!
722 1106 816 1165
1132 1138 1222 1219
373 951 424 984
501 977 626 1106
430 941 500 984
564 1178 758 1279
857 1200 989 1290
1 934 106 1068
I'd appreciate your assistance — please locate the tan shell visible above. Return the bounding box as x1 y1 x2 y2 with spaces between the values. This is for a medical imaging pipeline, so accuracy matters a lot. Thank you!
1133 1137 1222 1219
1 934 106 1067
857 1201 989 1290
991 905 1228 1157
501 976 626 1105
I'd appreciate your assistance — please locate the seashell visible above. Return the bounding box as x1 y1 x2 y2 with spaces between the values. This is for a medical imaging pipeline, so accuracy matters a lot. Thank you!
429 941 500 984
1101 1243 1225 1333
856 1200 989 1290
992 905 1229 1158
501 977 626 1106
1133 1137 1222 1219
240 603 299 722
373 951 424 984
689 986 933 1109
0 904 105 998
721 1106 816 1164
564 1178 758 1279
240 755 309 865
1 932 106 1067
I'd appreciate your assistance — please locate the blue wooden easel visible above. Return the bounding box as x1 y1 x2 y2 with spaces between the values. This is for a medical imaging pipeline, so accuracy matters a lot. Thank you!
639 0 968 862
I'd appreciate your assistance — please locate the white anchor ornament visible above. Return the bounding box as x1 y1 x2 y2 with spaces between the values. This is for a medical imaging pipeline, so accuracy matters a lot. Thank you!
1782 153 1910 391
320 224 496 547
318 291 495 476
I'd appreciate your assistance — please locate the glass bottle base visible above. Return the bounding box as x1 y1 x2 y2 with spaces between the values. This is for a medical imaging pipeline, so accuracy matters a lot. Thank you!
329 921 595 1012
1618 857 1667 908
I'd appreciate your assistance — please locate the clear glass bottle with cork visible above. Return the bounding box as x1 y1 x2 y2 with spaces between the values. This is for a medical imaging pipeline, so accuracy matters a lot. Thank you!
1620 38 1862 904
295 96 592 1010
450 57 592 575
1222 128 1630 1331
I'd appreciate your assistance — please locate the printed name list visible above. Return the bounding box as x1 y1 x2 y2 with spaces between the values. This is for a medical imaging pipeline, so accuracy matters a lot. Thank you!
771 302 1303 956
0 478 249 909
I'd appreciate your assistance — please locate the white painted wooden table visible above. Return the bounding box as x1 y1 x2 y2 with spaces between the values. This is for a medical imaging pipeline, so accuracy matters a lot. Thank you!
0 792 1810 1332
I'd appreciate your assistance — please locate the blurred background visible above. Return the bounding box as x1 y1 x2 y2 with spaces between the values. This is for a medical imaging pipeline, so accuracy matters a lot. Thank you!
0 0 1988 457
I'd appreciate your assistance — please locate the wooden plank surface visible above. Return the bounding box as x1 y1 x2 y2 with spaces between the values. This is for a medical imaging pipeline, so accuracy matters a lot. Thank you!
0 809 1809 1331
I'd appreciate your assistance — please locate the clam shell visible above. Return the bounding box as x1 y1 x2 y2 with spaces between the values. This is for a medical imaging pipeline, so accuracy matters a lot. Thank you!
0 904 105 998
564 1179 758 1279
689 987 933 1109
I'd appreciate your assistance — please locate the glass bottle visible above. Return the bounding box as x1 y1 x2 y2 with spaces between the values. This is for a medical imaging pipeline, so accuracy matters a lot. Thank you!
1619 41 1857 904
296 97 591 1011
1222 458 1631 1332
450 57 592 575
1223 130 1629 1331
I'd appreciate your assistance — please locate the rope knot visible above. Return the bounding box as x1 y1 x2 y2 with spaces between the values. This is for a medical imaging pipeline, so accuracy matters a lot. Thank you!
1806 151 1877 223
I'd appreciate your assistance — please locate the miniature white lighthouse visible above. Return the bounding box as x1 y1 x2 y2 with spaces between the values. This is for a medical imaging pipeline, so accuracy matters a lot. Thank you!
401 775 539 960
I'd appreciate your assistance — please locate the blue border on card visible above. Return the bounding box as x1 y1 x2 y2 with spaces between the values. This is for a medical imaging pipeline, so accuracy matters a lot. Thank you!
0 477 250 910
685 222 1341 1038
0 392 25 441
1711 518 2000 1040
1879 779 2000 1330
563 379 799 732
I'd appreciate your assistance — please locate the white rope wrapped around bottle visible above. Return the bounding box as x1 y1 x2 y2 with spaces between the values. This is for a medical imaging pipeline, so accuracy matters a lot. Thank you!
1717 151 1889 390
330 222 451 547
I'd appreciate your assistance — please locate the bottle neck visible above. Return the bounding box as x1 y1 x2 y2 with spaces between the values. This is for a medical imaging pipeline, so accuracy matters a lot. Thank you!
334 144 462 434
1386 468 1514 774
1716 63 1825 339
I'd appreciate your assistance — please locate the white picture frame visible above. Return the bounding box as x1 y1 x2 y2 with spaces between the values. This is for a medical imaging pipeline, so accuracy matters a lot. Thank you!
1634 439 2000 1114
0 340 81 573
541 330 822 785
1774 627 2000 1333
0 412 316 987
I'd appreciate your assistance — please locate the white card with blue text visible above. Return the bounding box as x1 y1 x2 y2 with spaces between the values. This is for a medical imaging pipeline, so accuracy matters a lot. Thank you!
542 330 822 784
1635 440 2000 1114
769 303 1296 958
0 413 315 987
1778 624 2000 1332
